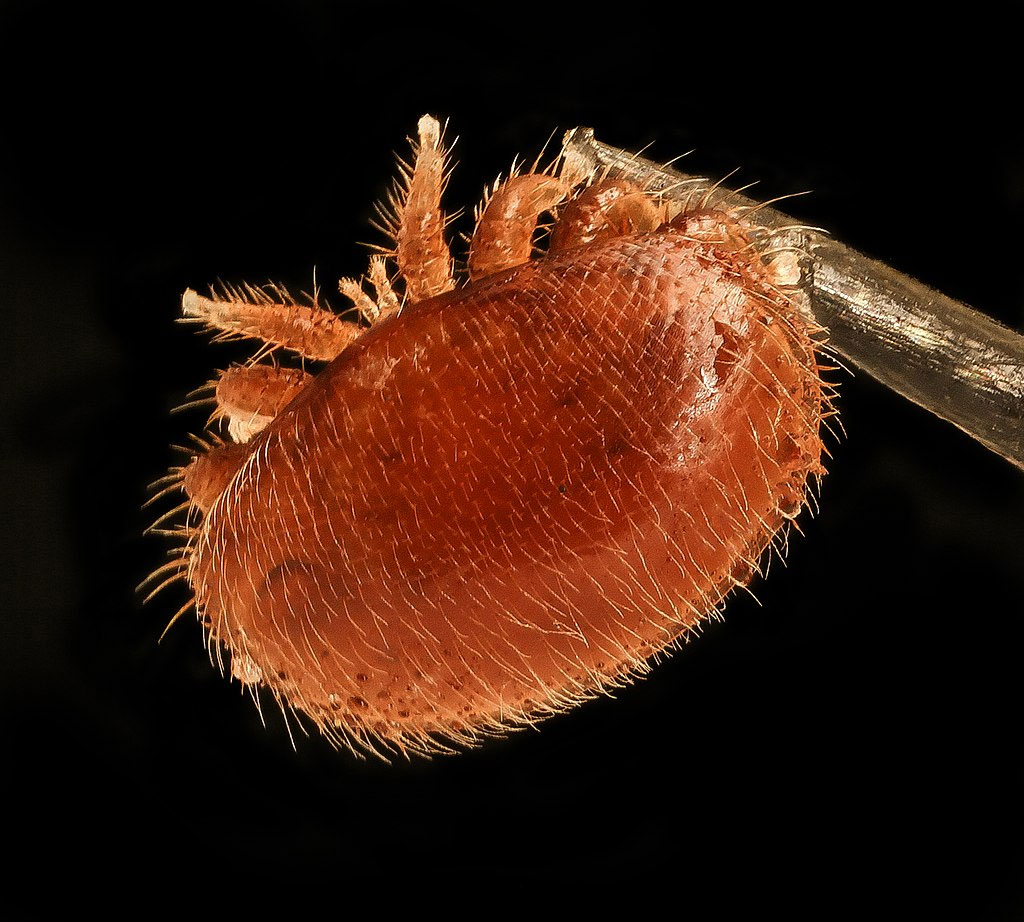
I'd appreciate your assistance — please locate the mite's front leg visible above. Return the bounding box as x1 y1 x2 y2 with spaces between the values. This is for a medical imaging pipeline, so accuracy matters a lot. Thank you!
386 115 455 303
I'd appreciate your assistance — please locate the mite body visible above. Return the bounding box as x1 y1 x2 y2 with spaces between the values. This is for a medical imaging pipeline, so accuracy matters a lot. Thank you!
156 116 828 758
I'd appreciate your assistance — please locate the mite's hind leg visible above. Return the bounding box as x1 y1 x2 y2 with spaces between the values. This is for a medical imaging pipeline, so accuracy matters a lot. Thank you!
379 115 455 304
182 286 362 361
670 208 804 291
467 172 569 280
670 208 755 251
212 364 313 443
181 440 249 515
175 364 313 515
548 179 664 254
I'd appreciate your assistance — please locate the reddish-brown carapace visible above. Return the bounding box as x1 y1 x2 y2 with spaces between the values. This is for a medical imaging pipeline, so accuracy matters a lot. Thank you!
145 115 832 760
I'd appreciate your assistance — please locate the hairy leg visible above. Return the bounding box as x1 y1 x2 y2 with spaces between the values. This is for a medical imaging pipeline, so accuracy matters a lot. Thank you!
182 286 361 361
548 178 663 253
338 255 401 324
381 115 455 303
467 173 568 280
213 364 312 443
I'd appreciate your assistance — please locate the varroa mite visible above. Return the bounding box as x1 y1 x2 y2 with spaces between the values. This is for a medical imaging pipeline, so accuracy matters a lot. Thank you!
148 116 831 759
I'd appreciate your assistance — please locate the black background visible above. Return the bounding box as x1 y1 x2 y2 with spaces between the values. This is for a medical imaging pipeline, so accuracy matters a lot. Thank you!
2 3 1021 915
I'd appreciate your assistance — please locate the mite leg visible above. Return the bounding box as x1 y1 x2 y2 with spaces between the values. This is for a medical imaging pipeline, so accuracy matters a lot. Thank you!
181 440 249 515
548 178 664 254
177 364 313 517
380 115 455 303
182 285 361 361
467 173 568 280
367 255 400 317
669 208 756 251
670 208 805 292
337 277 381 323
212 364 313 443
338 256 401 324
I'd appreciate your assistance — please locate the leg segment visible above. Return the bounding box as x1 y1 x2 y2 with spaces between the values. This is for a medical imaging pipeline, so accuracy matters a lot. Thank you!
548 179 663 254
338 278 381 323
182 287 360 361
368 255 400 317
669 208 755 251
670 209 805 291
467 174 568 281
182 441 249 515
182 364 313 514
338 256 401 324
213 364 313 443
390 115 455 303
